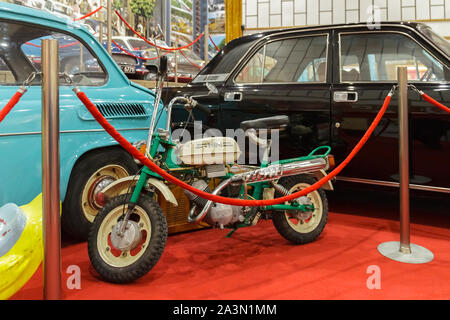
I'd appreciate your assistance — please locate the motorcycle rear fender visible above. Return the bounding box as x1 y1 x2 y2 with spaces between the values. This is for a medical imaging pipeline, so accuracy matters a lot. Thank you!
312 170 333 191
101 176 178 206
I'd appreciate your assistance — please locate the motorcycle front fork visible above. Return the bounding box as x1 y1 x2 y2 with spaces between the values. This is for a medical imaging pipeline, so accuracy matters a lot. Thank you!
117 170 149 236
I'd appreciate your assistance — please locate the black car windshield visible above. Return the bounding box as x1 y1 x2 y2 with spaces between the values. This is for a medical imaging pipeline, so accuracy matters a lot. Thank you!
192 37 258 83
417 25 450 57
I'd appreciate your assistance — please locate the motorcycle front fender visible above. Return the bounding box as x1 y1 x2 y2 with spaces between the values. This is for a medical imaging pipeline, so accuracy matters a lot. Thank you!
101 176 178 206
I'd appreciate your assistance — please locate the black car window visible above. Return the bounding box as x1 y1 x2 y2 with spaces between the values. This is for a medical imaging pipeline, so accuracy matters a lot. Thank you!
0 19 107 86
340 32 450 82
235 35 328 84
192 39 257 83
235 47 264 83
417 24 450 57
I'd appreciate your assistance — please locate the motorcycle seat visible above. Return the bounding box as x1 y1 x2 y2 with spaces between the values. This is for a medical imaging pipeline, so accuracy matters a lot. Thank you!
240 115 289 131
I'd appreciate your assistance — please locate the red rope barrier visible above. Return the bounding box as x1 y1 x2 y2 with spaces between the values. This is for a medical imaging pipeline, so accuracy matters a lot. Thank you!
111 40 164 61
179 49 203 69
0 88 26 124
74 6 103 21
209 35 220 52
115 10 204 52
59 41 80 48
74 87 393 206
421 93 450 114
25 42 41 48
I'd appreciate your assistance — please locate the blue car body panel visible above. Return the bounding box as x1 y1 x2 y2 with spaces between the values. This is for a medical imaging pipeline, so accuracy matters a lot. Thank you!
0 3 165 206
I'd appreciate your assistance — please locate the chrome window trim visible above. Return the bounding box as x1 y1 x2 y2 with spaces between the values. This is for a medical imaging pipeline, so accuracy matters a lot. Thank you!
232 33 330 86
260 45 267 83
0 127 150 137
220 23 449 85
337 30 450 84
337 176 450 194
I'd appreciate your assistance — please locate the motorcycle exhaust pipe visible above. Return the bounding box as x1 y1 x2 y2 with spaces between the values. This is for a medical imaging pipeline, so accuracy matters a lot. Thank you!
230 157 328 184
187 157 328 224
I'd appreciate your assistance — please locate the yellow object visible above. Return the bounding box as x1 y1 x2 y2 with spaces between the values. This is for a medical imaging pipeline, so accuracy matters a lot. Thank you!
0 194 43 300
225 0 243 44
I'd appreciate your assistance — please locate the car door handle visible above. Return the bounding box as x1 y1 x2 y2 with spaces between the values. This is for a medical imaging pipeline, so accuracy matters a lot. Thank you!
224 92 243 102
334 91 358 103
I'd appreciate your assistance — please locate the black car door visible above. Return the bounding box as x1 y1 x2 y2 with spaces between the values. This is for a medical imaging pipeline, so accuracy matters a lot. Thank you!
217 31 333 164
331 27 450 190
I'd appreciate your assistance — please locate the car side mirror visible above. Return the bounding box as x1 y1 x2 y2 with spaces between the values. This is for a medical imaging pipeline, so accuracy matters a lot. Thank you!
206 82 218 95
145 64 159 74
145 56 168 76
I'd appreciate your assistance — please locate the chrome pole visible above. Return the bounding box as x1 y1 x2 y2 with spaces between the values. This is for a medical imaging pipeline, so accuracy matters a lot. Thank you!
397 66 411 254
377 67 433 264
107 0 112 54
41 39 61 300
175 36 178 83
99 9 104 43
79 44 84 73
204 24 209 63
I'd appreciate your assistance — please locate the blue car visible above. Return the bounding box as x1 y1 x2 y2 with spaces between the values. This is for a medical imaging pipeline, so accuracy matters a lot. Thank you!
0 3 166 240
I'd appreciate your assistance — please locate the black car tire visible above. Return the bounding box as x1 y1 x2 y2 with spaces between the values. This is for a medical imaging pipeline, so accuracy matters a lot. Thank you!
62 148 139 240
88 193 168 283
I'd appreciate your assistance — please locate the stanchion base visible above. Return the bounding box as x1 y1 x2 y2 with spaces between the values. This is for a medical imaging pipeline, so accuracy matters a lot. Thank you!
378 241 434 264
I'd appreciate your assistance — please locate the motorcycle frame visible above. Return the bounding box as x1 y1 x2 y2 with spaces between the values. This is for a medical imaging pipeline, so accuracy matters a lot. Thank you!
123 76 330 229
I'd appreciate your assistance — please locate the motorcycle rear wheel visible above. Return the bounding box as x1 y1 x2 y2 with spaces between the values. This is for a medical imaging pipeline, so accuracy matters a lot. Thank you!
88 193 168 283
271 174 328 244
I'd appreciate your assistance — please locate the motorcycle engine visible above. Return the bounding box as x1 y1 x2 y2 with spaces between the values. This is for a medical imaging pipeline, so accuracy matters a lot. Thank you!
184 179 244 227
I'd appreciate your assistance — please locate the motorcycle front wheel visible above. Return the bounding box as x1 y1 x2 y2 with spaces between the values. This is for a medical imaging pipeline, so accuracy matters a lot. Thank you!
88 193 168 283
271 174 328 244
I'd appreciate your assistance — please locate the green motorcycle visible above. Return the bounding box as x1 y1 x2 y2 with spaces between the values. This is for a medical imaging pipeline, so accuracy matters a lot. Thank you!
87 58 334 283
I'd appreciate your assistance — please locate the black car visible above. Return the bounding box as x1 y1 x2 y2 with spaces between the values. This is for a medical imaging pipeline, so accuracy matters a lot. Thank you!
163 22 450 194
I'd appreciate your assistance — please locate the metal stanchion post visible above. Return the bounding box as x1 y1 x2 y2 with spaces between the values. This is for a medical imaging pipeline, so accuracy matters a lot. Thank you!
99 10 104 43
204 24 209 63
377 67 433 264
41 39 62 299
175 36 178 83
107 0 112 54
79 44 84 72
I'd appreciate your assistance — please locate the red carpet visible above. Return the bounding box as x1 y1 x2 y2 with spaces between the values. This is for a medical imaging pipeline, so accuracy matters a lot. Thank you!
10 188 450 300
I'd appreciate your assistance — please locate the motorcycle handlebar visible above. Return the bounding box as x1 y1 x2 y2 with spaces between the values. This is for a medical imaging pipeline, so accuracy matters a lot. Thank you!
167 96 211 116
194 102 211 115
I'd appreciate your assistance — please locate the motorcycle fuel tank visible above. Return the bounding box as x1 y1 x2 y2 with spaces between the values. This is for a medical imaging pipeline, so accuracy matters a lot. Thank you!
176 137 241 165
